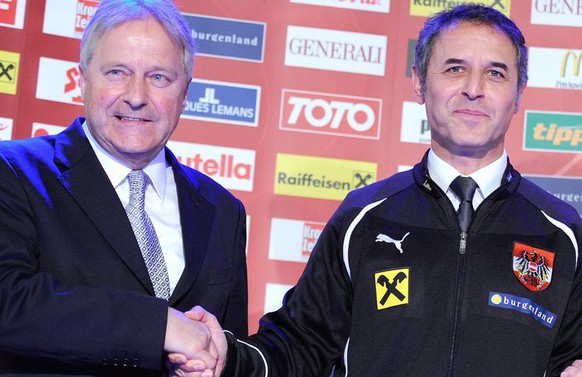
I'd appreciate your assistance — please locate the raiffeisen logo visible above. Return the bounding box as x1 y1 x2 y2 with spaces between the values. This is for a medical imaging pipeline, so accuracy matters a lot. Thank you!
524 111 582 153
168 140 256 192
410 0 510 17
280 89 382 139
268 218 325 263
289 0 390 13
285 26 387 76
274 153 377 201
0 50 19 95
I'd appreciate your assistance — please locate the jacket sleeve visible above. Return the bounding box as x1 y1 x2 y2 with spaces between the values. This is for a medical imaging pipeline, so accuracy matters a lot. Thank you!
545 220 582 376
220 213 355 377
0 150 168 371
220 199 249 338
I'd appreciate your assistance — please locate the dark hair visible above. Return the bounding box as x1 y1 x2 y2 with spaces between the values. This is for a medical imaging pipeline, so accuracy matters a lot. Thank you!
414 4 527 96
80 0 196 80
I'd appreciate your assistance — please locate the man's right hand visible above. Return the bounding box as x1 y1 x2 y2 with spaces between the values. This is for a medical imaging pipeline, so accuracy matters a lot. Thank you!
165 307 218 373
168 306 228 377
562 360 582 377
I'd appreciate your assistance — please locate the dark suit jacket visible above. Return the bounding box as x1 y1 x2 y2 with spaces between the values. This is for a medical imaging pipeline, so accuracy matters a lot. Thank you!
0 117 248 376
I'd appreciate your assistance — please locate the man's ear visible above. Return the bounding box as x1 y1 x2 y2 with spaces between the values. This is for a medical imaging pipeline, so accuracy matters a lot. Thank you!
412 66 425 105
181 78 192 111
78 64 86 100
514 85 525 113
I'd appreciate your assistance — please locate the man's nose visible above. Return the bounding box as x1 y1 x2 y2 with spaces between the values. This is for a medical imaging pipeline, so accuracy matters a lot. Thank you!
461 72 485 100
123 77 148 109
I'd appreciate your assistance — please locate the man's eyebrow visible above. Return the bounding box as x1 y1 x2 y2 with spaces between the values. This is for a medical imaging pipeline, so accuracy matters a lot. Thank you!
443 58 509 71
490 61 509 71
443 58 464 65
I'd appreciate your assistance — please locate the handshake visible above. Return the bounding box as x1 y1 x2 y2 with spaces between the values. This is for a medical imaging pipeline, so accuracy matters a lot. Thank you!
165 306 227 377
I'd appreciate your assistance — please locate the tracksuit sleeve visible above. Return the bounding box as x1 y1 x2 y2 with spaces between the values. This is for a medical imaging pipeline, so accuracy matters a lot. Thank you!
221 214 355 377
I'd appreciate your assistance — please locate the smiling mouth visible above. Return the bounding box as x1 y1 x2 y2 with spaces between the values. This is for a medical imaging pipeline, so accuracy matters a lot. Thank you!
116 116 150 122
456 109 487 117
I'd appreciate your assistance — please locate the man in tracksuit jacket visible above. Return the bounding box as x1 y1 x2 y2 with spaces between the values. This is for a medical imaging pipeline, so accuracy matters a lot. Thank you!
170 4 582 377
219 152 582 376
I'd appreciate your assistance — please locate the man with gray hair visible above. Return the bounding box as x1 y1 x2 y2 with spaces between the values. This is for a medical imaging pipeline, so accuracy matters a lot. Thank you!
0 1 247 375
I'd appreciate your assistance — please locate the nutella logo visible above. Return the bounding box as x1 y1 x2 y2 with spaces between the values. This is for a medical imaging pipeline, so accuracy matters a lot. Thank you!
75 0 99 34
168 140 256 192
280 89 381 139
180 154 252 180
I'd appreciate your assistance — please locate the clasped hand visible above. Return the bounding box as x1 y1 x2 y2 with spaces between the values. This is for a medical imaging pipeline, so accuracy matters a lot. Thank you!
165 306 227 377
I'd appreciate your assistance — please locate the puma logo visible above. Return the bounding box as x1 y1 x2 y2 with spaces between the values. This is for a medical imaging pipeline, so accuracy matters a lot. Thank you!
375 232 410 253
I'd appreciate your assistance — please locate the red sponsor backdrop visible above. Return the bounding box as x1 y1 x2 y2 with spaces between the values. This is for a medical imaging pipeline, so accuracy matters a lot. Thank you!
0 0 581 333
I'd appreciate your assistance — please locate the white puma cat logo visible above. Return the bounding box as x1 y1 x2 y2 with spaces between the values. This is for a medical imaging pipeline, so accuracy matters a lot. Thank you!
375 232 410 253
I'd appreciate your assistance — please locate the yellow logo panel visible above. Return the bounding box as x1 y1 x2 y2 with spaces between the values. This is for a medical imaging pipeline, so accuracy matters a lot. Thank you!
410 0 511 17
274 153 377 201
0 50 20 95
375 268 409 310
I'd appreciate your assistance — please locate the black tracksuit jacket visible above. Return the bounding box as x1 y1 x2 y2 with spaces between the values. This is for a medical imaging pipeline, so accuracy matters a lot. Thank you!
223 152 582 377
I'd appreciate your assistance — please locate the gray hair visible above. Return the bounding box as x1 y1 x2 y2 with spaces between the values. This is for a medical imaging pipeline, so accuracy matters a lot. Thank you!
79 0 196 80
414 4 528 98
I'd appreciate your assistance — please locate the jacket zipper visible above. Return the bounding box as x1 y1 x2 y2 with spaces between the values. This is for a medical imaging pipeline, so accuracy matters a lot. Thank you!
447 231 468 376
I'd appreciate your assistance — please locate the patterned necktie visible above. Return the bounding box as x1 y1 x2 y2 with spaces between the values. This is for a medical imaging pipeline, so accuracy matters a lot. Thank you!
450 176 478 233
125 170 171 300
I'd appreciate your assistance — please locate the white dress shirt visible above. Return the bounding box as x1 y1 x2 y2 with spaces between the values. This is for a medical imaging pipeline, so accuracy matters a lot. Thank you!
82 122 185 294
427 149 508 211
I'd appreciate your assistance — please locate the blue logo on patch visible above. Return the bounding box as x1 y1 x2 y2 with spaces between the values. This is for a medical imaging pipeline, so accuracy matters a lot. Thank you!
182 79 260 127
489 292 557 328
184 14 265 62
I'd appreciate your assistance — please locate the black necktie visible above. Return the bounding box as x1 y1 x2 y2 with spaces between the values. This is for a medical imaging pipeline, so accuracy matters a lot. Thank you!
450 176 478 233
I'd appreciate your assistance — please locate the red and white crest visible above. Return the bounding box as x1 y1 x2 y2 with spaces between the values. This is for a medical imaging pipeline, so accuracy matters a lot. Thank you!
512 242 554 292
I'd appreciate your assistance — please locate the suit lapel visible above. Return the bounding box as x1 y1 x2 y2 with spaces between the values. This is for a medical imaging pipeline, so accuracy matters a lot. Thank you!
167 150 216 303
54 119 154 295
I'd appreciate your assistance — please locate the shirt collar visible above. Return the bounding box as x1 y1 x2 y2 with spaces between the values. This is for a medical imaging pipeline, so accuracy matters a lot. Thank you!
82 121 168 200
427 148 507 199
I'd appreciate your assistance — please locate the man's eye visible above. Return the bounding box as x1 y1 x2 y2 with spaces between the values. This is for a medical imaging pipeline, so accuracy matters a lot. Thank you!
489 70 505 78
150 74 171 87
105 70 127 80
152 74 168 81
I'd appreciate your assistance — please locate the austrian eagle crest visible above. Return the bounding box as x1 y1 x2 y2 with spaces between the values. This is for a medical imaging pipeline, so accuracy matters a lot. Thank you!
512 242 554 292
